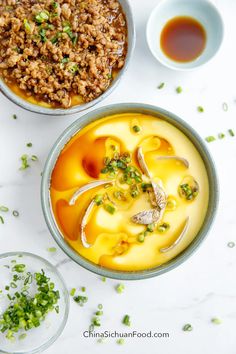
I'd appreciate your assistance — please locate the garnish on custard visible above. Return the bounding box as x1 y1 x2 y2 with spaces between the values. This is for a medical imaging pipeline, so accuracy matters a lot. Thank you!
178 176 199 201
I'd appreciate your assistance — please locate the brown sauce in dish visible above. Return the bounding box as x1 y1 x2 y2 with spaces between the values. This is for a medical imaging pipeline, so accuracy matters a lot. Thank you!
160 16 206 63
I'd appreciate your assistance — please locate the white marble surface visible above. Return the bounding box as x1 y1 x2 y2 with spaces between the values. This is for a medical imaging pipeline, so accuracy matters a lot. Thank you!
1 0 236 353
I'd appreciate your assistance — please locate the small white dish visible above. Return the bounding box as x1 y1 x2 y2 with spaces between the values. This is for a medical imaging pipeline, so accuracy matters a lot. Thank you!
146 0 224 70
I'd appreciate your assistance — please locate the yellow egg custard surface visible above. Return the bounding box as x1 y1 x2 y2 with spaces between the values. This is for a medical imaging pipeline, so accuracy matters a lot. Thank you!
50 113 209 271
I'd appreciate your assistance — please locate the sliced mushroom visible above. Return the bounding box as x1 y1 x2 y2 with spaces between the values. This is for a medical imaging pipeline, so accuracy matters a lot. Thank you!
151 181 167 210
131 209 161 225
159 217 190 253
137 147 151 178
69 180 113 206
80 200 96 248
156 156 189 168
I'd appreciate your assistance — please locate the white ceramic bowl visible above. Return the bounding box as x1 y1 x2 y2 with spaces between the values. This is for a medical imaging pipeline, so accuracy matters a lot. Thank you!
146 0 224 70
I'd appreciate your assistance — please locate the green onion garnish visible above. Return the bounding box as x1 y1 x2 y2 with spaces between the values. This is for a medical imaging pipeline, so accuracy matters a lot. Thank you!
137 234 145 243
176 86 182 94
132 125 141 133
228 129 235 137
73 295 88 306
227 241 235 248
0 206 9 212
20 155 30 170
12 210 19 217
157 82 165 89
26 142 32 147
117 338 125 345
31 155 38 161
182 324 193 331
0 216 4 224
218 133 225 139
47 247 57 252
23 19 32 34
35 10 49 23
12 114 17 119
205 136 216 143
103 204 116 215
222 102 228 112
197 106 204 112
211 318 222 324
70 288 76 296
94 195 103 206
115 283 125 294
122 314 131 326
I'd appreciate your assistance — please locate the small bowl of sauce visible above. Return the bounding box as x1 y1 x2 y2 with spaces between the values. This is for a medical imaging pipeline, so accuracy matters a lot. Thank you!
146 0 224 70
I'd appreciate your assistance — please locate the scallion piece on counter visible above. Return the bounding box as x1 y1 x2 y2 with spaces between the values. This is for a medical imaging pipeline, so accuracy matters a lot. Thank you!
211 318 222 324
122 314 131 326
101 277 106 282
115 283 125 294
176 86 182 94
228 129 235 137
47 247 57 252
70 288 76 296
205 136 216 143
12 114 17 119
222 102 228 111
197 106 204 112
26 142 32 147
31 155 38 161
98 304 103 310
0 206 9 212
12 210 19 217
218 133 225 139
117 338 125 345
227 241 235 248
0 216 4 224
20 155 30 170
81 286 86 292
157 82 165 89
73 295 88 306
182 324 193 331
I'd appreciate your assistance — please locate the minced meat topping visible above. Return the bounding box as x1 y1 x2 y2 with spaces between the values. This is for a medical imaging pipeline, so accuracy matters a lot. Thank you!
0 0 127 108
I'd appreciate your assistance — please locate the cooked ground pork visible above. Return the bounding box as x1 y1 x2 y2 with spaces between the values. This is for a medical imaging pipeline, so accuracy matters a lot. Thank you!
0 0 127 108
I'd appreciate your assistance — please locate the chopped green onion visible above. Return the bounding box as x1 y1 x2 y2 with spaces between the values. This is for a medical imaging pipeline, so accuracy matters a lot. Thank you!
52 1 58 9
73 295 88 306
132 125 141 133
211 318 222 324
228 129 235 137
70 288 76 296
227 241 235 248
222 102 228 112
12 210 19 217
12 114 17 119
197 106 204 112
0 206 9 212
122 314 131 326
12 264 26 273
146 223 154 232
182 324 193 331
95 310 103 316
176 86 182 94
101 277 106 282
137 234 145 243
26 142 32 147
157 82 165 89
98 304 103 310
218 133 225 139
81 286 86 292
115 283 125 294
23 19 32 34
39 28 47 42
47 247 57 252
35 10 49 23
61 57 69 64
20 154 30 170
205 136 216 143
103 204 116 215
157 222 170 233
94 195 103 206
117 338 125 345
31 155 38 161
0 216 4 224
91 316 101 327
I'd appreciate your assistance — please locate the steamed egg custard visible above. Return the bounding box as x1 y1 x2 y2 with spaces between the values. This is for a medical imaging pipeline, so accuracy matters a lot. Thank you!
50 113 209 271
